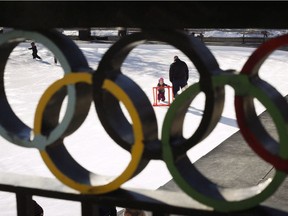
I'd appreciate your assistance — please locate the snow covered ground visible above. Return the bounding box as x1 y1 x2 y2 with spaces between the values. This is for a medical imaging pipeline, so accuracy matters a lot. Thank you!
0 35 288 215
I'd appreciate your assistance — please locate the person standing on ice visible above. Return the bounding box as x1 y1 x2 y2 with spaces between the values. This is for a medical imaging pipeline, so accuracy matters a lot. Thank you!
169 55 189 98
157 77 168 102
28 42 42 60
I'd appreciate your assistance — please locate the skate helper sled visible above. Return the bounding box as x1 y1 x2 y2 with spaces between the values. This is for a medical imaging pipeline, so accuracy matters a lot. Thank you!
152 77 173 106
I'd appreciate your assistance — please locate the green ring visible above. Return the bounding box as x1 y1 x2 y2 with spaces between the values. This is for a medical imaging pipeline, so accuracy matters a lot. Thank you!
162 74 286 212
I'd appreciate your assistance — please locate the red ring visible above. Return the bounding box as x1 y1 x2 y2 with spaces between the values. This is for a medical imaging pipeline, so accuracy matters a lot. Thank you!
236 34 288 171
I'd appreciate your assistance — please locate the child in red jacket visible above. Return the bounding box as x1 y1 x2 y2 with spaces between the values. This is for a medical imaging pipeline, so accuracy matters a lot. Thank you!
157 77 168 102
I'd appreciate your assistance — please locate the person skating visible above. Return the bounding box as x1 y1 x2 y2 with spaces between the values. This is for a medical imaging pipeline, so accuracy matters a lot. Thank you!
28 42 42 60
157 77 168 102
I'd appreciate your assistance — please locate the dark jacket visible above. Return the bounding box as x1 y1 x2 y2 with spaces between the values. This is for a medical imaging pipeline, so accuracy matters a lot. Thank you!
29 46 38 55
169 59 189 82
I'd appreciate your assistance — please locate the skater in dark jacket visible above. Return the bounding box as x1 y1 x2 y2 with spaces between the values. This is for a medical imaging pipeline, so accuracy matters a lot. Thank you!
169 56 189 98
28 42 42 60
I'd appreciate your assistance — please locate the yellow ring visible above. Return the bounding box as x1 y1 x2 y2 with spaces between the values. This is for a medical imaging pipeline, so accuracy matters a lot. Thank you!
37 73 144 193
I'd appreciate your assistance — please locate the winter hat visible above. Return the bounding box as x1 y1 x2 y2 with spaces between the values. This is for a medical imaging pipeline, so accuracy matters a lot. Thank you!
159 77 164 82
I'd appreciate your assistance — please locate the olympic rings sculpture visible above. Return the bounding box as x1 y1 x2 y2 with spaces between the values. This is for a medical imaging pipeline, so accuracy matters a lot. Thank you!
0 29 288 212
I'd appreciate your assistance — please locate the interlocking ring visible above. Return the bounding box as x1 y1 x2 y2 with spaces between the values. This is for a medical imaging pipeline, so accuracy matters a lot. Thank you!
0 29 147 194
162 74 287 211
236 34 288 172
38 73 145 193
1 28 288 211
